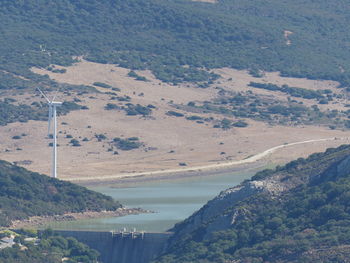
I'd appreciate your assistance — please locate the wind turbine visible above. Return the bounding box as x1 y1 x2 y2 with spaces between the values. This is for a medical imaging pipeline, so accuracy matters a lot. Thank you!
37 88 62 178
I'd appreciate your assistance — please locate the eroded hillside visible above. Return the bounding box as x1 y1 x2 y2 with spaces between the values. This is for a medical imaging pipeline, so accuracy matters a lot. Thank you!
155 144 350 263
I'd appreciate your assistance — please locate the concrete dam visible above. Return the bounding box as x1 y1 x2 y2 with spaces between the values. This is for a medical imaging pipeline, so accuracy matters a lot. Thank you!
56 230 172 263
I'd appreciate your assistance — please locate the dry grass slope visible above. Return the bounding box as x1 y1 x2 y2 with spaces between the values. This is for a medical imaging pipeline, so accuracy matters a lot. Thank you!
0 60 349 182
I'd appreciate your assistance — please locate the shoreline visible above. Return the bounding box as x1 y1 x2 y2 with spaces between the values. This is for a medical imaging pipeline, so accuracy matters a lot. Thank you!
66 137 346 185
9 207 149 229
84 161 268 187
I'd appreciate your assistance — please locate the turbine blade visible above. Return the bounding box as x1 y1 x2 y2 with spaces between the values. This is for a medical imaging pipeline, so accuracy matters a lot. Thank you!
48 105 52 135
37 87 50 103
51 87 60 101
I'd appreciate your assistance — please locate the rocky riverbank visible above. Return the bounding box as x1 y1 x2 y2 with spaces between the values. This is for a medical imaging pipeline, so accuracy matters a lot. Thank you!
10 207 150 229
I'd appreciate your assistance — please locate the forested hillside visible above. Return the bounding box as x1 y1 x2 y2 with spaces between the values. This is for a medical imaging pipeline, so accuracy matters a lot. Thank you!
0 160 122 227
1 0 350 89
154 144 350 262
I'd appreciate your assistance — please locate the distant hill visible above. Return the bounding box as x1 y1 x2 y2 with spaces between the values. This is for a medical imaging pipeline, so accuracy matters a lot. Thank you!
154 144 350 262
1 0 350 90
0 160 121 227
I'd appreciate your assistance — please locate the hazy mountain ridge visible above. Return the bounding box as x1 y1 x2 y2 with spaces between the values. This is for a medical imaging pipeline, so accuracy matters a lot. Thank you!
154 144 350 262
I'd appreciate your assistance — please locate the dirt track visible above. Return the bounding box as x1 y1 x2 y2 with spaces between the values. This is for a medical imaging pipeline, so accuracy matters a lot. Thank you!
68 137 347 182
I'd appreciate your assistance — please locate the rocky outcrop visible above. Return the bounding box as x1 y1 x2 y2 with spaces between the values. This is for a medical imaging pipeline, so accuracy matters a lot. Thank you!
168 145 350 246
169 181 263 242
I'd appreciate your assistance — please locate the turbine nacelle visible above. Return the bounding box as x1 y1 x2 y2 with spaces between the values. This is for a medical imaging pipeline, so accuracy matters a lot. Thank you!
48 102 62 136
50 101 63 106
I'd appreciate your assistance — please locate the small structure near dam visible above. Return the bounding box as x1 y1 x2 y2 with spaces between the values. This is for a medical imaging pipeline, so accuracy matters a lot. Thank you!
55 230 173 263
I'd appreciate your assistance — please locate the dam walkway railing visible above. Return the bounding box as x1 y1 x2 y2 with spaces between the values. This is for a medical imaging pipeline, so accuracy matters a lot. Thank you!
55 230 173 263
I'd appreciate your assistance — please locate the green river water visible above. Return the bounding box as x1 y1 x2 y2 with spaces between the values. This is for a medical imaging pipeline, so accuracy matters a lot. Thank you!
45 167 261 232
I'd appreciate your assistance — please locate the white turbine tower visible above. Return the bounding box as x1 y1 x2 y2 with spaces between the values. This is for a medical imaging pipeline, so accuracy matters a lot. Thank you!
37 88 62 178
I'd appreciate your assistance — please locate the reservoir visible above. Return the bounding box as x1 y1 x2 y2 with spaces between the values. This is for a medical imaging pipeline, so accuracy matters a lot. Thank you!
45 166 262 232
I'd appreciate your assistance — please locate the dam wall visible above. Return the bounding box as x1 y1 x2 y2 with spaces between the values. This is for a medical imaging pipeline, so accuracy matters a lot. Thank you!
55 230 172 263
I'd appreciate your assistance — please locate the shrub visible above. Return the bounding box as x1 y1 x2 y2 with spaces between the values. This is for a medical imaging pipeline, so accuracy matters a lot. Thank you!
187 102 196 107
70 139 81 147
124 104 152 116
167 111 184 117
105 103 119 110
233 120 248 128
221 118 232 129
128 71 148 81
93 82 112 89
113 137 142 150
186 115 202 121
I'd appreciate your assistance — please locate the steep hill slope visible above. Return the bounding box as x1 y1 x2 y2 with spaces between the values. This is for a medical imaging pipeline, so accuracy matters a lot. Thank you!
1 0 350 90
0 160 122 227
154 144 350 262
